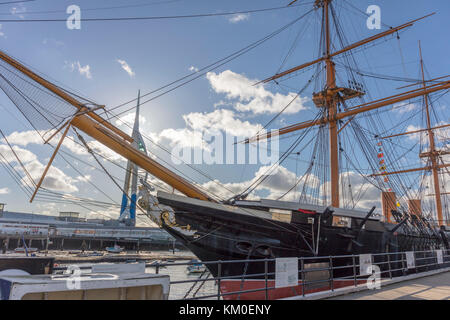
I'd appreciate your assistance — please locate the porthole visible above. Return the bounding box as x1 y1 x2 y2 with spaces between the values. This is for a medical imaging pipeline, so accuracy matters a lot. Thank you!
236 241 252 253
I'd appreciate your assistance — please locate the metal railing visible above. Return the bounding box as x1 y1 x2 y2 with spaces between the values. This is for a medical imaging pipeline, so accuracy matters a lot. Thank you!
53 249 450 300
159 249 450 300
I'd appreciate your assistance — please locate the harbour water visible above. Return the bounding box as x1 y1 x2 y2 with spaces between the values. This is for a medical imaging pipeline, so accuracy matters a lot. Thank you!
147 261 217 300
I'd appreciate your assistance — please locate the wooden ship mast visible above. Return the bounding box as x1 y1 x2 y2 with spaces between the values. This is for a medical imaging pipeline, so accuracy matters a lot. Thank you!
371 42 450 226
244 0 449 225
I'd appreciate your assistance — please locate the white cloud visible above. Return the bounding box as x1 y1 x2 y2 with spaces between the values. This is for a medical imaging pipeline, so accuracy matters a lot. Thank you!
403 124 429 146
24 160 79 193
3 129 125 166
77 64 92 79
65 61 92 79
228 13 249 23
405 124 421 138
2 130 47 146
10 4 26 19
0 187 10 194
35 202 58 216
337 171 381 211
183 109 262 137
202 165 320 202
392 102 419 114
42 38 64 47
144 70 304 156
117 59 135 77
0 25 5 38
61 135 125 163
155 109 263 150
0 144 37 163
0 144 78 193
213 100 231 108
158 127 204 149
114 112 147 127
189 66 199 72
86 205 119 220
388 121 448 151
206 70 308 115
137 69 307 157
76 175 91 183
201 168 384 211
433 121 450 144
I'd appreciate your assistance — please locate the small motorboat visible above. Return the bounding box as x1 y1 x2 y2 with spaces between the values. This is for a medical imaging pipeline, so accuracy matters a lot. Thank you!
14 247 38 254
105 244 124 254
89 252 104 257
13 236 38 255
186 259 206 274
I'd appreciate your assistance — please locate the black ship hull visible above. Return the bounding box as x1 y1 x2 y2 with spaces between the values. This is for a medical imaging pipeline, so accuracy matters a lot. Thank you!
156 192 450 280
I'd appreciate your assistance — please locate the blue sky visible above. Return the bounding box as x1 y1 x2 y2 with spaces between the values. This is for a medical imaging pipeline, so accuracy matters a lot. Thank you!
0 0 448 222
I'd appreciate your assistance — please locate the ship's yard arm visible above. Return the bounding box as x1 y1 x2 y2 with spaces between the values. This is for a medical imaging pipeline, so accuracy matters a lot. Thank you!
370 42 449 226
243 80 450 144
0 50 213 202
243 77 450 222
258 13 435 84
369 164 450 177
0 51 132 143
379 124 450 140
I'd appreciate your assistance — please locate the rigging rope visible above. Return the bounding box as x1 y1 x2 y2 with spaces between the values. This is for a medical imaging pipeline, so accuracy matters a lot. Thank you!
0 3 314 23
104 9 314 116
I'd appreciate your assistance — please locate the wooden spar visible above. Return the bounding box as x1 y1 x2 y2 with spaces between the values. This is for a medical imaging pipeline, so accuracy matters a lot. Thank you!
379 123 450 139
324 0 340 207
419 41 444 226
0 50 133 144
244 80 450 144
369 163 450 177
43 118 72 144
336 81 450 119
30 123 71 203
70 116 212 201
337 116 355 134
419 150 450 158
396 74 450 90
260 13 434 84
0 50 212 202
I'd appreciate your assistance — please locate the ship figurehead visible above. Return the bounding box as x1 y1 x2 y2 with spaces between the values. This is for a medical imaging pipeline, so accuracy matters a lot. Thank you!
138 183 198 238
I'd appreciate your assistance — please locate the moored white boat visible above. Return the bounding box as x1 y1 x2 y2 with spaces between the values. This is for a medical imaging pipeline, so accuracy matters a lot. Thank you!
105 244 124 253
186 259 206 274
14 247 38 254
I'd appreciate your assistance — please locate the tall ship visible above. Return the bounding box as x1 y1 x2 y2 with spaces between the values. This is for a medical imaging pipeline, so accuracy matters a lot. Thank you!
0 0 448 298
142 0 450 278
